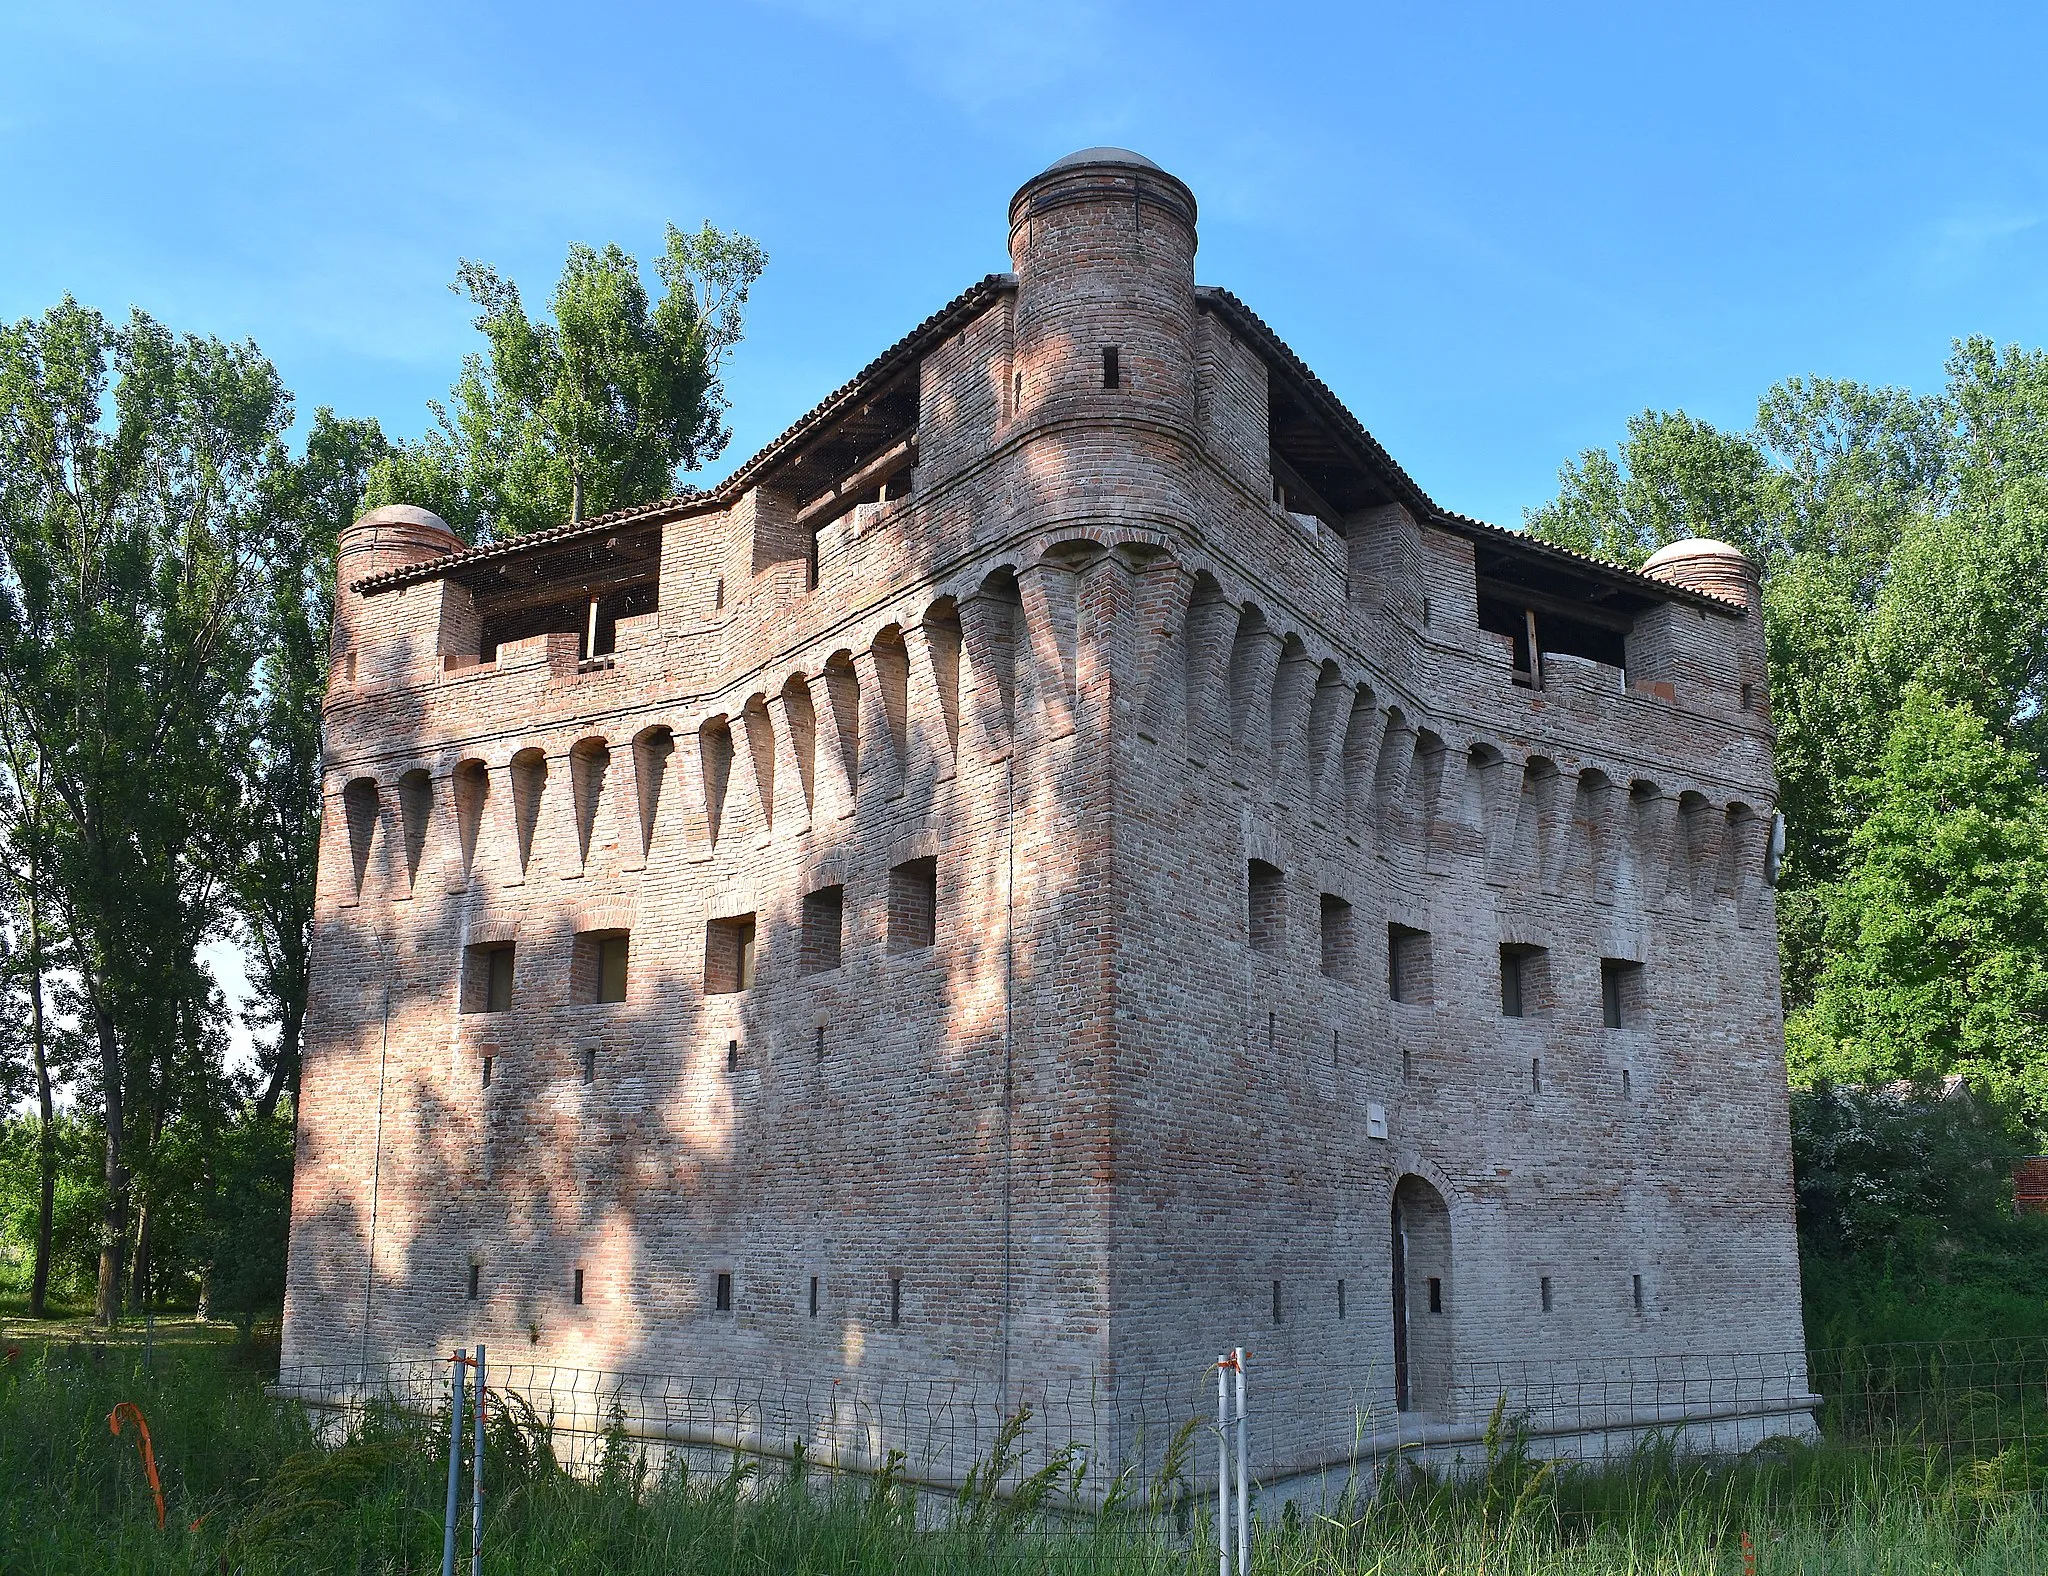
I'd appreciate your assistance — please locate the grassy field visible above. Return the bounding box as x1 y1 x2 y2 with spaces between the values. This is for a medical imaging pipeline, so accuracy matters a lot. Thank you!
8 1317 2048 1575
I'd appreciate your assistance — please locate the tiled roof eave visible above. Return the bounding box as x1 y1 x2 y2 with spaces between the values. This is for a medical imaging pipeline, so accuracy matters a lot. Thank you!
353 273 1019 597
1193 287 1746 620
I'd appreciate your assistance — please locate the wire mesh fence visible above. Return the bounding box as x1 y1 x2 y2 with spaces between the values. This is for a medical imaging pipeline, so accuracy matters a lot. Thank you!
264 1339 2048 1518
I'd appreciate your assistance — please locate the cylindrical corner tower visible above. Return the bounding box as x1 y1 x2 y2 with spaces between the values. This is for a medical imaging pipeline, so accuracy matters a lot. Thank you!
1639 537 1761 615
331 503 462 677
1007 148 1199 429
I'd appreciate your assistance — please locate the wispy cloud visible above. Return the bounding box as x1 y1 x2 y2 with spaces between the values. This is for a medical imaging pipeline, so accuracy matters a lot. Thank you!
1923 206 2041 284
756 0 1124 117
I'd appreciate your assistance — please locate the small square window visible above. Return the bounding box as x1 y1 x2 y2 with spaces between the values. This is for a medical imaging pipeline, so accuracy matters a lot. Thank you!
572 930 630 1004
598 936 628 1002
1388 924 1432 1004
463 944 516 1014
707 914 757 994
1500 943 1548 1017
1601 959 1644 1030
715 1272 733 1313
801 885 844 974
889 858 937 951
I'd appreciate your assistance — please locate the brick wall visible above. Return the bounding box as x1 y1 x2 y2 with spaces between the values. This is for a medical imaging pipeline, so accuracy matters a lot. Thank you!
282 152 1807 1471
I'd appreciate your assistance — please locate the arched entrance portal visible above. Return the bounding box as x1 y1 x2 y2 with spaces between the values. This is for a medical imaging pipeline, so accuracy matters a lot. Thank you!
1391 1175 1452 1416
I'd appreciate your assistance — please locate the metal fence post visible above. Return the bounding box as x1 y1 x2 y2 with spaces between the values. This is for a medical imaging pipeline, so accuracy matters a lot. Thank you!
443 1349 466 1576
472 1343 486 1576
1216 1355 1230 1576
1234 1347 1249 1576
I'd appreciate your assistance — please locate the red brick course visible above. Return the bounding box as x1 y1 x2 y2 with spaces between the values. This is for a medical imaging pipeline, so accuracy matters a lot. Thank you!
282 151 1809 1449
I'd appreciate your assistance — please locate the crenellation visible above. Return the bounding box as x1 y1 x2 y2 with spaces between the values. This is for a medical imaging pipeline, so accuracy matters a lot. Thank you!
284 150 1808 1472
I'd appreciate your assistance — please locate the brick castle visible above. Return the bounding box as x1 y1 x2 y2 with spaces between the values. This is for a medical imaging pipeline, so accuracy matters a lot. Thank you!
282 149 1811 1457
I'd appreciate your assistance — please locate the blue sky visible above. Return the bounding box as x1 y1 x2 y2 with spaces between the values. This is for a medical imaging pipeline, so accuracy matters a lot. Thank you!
5 0 2045 1061
5 0 2046 529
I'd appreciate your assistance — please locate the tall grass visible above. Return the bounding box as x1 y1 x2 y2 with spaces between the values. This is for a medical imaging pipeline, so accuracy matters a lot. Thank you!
7 1334 2048 1574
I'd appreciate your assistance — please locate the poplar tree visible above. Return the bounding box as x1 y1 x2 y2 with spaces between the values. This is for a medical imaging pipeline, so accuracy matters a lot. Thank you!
364 222 766 538
0 298 289 1322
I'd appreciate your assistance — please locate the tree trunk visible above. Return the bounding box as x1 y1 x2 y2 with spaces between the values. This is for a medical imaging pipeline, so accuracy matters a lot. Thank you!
27 868 54 1320
572 467 583 523
254 996 304 1122
91 992 126 1327
130 1198 153 1312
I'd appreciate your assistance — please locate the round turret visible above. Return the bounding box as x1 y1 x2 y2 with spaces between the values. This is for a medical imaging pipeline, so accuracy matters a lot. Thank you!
331 504 463 678
1006 149 1199 428
1640 537 1761 615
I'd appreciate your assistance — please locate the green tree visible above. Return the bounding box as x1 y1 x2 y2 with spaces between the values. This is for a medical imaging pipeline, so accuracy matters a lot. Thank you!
1522 409 1789 569
365 223 766 539
0 298 291 1322
238 410 392 1118
1787 687 2048 1114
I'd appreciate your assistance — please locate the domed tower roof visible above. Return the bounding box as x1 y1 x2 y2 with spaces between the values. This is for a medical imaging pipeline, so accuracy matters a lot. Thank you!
1640 537 1759 611
1641 537 1748 573
1041 146 1167 175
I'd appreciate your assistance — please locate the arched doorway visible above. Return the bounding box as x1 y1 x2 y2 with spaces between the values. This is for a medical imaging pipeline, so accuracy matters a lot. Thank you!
1391 1175 1452 1417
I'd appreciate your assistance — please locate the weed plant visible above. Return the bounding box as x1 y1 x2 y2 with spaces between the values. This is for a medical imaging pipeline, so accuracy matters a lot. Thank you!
8 1333 2048 1574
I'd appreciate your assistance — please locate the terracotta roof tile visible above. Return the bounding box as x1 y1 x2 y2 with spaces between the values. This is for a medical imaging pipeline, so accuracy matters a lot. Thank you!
355 274 1018 595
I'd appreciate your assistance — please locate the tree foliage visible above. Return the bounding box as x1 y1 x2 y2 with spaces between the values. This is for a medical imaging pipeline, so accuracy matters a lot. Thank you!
364 223 766 539
1528 339 2048 1123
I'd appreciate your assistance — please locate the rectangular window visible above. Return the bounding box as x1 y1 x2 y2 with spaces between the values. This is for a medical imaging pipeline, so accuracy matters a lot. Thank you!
800 885 845 974
1623 1068 1633 1097
1428 1276 1443 1314
1271 1280 1282 1324
1602 959 1643 1029
463 944 516 1014
1336 1279 1346 1319
1499 943 1548 1017
1531 1056 1543 1095
581 1049 596 1085
1102 346 1120 389
1388 924 1432 1004
726 1038 739 1072
809 1275 820 1317
889 858 937 950
481 1055 493 1089
890 1274 903 1325
1501 948 1524 1017
1248 860 1284 953
1319 894 1353 979
1632 1273 1645 1313
573 1268 585 1306
570 930 630 1004
467 1264 480 1301
715 1272 733 1313
599 935 628 1003
706 914 757 993
1540 1275 1553 1313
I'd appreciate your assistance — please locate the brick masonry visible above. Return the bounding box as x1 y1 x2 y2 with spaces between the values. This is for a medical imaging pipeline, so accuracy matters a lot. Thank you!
283 149 1810 1457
